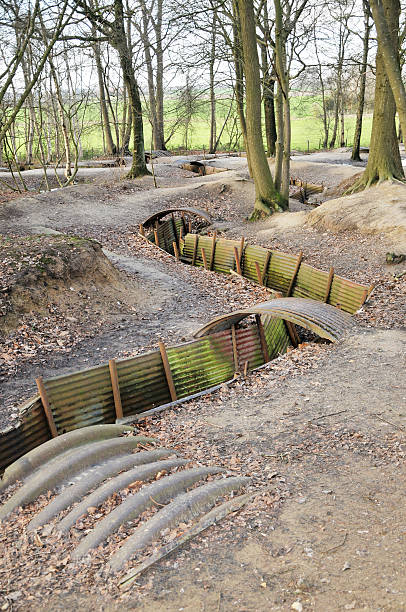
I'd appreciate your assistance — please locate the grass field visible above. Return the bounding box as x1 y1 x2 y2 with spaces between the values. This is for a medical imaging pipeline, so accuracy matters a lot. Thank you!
80 95 374 156
9 94 374 160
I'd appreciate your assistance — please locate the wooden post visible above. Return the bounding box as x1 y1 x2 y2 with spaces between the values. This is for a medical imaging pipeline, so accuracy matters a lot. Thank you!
173 241 180 259
287 251 303 296
153 228 159 246
231 324 239 372
255 315 270 362
243 360 249 377
139 224 145 236
239 236 245 267
210 232 217 270
324 267 334 303
192 233 198 266
36 376 58 438
254 261 263 285
262 251 271 285
109 359 123 420
201 247 208 269
188 220 192 233
181 212 187 235
171 214 179 249
233 246 242 275
158 340 177 401
285 321 300 347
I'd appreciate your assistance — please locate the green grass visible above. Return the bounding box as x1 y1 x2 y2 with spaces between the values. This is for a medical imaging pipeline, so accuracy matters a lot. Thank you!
7 94 374 160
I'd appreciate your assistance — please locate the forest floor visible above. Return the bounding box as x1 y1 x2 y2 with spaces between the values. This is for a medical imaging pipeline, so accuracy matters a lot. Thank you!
0 149 405 611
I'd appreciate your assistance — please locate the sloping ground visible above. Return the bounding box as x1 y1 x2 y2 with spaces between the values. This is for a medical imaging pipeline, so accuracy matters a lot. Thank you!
0 235 146 335
307 182 406 251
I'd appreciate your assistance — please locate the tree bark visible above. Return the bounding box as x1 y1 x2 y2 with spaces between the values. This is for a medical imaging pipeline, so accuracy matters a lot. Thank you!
236 0 285 216
369 0 406 140
112 0 149 177
351 0 371 161
274 0 290 204
355 0 403 187
209 9 217 154
93 36 117 155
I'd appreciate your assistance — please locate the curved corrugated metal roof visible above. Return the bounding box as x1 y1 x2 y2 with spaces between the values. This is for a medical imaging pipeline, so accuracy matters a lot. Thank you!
194 297 352 342
142 207 212 227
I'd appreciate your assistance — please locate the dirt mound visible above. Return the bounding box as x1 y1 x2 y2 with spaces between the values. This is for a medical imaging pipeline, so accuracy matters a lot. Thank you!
306 181 406 250
0 235 145 335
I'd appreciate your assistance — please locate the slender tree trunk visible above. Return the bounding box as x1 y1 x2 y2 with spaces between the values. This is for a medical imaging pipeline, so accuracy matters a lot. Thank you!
112 0 149 177
209 10 217 153
274 82 283 191
93 37 116 154
232 0 249 165
237 0 285 216
314 30 329 148
154 0 165 150
351 0 371 161
274 0 290 204
261 45 277 156
139 0 159 148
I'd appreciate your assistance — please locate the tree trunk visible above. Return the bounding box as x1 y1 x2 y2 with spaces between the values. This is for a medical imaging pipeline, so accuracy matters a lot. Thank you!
356 0 403 187
154 0 166 150
232 0 249 165
209 10 217 154
274 82 283 191
370 0 406 140
112 0 149 177
237 0 285 217
261 45 277 157
351 0 370 161
93 36 117 155
274 0 290 204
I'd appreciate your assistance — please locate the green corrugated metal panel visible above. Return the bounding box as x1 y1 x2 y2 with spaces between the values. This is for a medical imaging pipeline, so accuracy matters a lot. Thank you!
167 331 235 398
328 276 367 314
194 235 214 268
116 351 171 416
235 325 265 371
266 251 299 294
44 364 115 434
183 233 196 260
242 245 270 283
261 315 291 358
0 396 50 472
213 238 240 275
292 263 329 302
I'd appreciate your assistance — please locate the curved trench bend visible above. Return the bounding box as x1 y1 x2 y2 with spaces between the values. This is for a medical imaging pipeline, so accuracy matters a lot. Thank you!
0 436 155 520
72 466 224 560
27 450 180 532
108 476 250 574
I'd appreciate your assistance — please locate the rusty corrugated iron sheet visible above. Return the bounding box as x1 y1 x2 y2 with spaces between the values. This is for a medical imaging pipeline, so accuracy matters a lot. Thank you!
0 396 50 472
194 297 352 342
168 232 372 314
142 207 211 227
43 363 115 435
117 351 171 415
167 330 235 397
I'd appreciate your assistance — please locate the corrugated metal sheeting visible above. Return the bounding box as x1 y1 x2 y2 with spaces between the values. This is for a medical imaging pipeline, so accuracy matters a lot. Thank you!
0 396 49 472
178 232 372 314
0 212 371 471
0 316 291 471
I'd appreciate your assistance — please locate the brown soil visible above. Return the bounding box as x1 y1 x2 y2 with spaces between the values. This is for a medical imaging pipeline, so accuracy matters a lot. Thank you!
0 235 146 335
0 152 405 611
